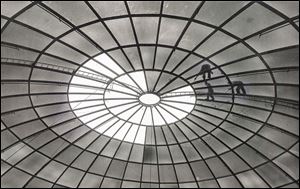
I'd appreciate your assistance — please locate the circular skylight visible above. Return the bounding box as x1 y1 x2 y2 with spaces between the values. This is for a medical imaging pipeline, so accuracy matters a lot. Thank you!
139 93 160 105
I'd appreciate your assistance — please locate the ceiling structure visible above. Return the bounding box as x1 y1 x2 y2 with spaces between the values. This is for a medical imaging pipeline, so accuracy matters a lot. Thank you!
1 1 299 188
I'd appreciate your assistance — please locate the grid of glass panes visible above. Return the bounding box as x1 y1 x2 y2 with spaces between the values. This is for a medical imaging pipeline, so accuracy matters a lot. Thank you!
1 1 299 188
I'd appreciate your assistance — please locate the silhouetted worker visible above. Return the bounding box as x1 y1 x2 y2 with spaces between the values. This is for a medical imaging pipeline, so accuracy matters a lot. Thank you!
206 83 214 101
230 81 246 95
194 64 213 82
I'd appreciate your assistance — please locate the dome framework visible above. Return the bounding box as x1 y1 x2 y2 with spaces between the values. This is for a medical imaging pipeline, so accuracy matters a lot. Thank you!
1 1 299 188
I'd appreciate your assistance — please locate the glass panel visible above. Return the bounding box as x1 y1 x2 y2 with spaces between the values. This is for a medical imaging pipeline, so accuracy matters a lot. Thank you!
101 177 122 188
158 17 187 46
179 182 198 188
89 1 127 18
2 23 51 50
268 113 299 135
2 45 39 62
1 108 37 127
11 120 46 139
89 156 111 175
57 167 85 188
32 68 71 82
124 124 139 143
191 161 213 181
259 126 298 148
43 1 97 25
178 22 213 50
195 31 237 57
81 22 117 50
46 42 88 64
223 3 284 38
38 161 67 182
163 1 200 18
256 162 292 187
1 168 31 188
122 181 140 188
154 47 173 70
176 122 197 140
175 163 195 182
274 152 299 180
235 144 267 167
170 124 188 143
159 165 177 183
1 1 31 17
218 176 241 188
157 146 172 164
87 135 110 153
128 1 161 14
210 43 254 66
17 152 49 174
105 18 136 46
142 164 159 182
145 127 155 145
133 17 159 44
206 157 231 177
108 49 134 72
212 129 241 149
40 138 68 158
155 127 166 145
143 146 157 164
101 140 120 157
135 126 146 144
106 159 127 178
61 31 99 56
198 180 219 188
71 151 96 170
79 173 102 188
247 25 299 52
265 1 299 17
124 162 142 181
220 151 250 173
180 142 201 161
140 47 155 69
237 170 269 188
25 177 52 188
114 122 132 141
164 49 188 72
16 5 70 37
75 131 99 149
262 47 299 68
196 1 247 26
203 135 228 154
114 142 132 161
123 47 143 70
173 54 202 75
129 144 144 163
56 145 82 164
1 130 19 150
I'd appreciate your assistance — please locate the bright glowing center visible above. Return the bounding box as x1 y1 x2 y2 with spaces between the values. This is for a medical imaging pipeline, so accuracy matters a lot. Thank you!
139 93 160 105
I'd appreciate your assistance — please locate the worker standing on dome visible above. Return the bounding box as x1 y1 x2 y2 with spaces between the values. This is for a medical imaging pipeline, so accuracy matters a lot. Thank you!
206 82 214 101
230 81 247 95
194 64 213 82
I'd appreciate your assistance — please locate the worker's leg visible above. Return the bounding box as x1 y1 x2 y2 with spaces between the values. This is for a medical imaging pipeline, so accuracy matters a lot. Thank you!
202 73 206 80
236 86 241 94
210 94 214 101
206 93 209 100
208 71 211 79
241 86 246 95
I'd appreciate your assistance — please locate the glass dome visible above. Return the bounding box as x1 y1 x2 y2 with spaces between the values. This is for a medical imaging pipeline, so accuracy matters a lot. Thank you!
1 1 299 188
